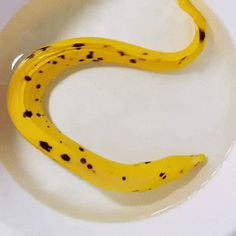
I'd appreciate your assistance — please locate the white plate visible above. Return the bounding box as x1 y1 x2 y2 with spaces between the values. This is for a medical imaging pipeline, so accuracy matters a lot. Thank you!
1 0 236 235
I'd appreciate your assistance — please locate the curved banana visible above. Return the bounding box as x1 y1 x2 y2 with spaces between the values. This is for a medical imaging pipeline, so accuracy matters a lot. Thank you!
7 0 207 192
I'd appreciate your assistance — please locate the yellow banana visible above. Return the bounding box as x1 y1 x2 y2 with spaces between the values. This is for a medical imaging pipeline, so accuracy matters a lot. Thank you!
7 0 207 192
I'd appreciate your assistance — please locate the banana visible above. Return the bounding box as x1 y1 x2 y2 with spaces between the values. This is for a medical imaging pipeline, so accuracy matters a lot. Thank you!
7 0 207 192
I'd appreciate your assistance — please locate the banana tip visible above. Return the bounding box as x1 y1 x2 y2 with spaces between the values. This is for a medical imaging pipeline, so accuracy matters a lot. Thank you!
192 154 207 166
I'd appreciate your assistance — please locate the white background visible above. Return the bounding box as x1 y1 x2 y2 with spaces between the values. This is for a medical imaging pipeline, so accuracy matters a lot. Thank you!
0 1 236 235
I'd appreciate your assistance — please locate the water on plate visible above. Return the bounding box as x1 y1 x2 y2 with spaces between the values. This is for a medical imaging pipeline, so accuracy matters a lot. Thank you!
0 0 236 222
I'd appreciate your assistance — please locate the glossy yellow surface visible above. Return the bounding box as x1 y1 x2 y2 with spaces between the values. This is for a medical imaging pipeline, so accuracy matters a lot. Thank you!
8 0 207 192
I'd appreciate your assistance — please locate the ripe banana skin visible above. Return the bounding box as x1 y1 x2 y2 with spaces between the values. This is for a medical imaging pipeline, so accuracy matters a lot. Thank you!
7 0 207 193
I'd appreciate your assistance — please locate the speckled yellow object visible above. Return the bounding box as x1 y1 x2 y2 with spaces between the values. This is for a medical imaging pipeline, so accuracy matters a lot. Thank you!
7 0 207 192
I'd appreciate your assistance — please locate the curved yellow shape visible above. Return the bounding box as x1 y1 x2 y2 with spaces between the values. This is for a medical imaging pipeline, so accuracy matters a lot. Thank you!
8 0 207 192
